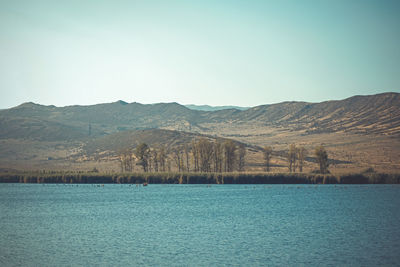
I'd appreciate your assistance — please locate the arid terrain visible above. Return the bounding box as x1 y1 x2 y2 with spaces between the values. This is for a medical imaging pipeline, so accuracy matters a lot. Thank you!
0 92 399 174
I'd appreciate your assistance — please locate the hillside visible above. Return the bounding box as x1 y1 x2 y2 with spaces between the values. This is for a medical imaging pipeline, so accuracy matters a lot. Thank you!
0 92 399 173
0 101 201 139
83 128 252 155
221 93 400 135
0 93 398 142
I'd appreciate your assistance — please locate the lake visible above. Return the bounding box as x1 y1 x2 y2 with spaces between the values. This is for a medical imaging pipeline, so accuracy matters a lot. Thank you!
1 184 399 266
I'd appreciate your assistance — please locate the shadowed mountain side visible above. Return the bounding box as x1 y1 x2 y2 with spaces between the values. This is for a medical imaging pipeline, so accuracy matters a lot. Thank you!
0 116 86 141
1 101 203 138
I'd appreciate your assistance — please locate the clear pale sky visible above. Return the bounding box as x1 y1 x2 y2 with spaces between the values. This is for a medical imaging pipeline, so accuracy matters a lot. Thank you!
0 0 399 108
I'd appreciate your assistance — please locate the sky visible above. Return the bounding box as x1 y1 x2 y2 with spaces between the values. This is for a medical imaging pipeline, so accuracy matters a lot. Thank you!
0 0 399 108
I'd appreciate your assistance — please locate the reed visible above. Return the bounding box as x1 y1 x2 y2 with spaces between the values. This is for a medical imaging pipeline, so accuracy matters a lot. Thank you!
0 171 399 184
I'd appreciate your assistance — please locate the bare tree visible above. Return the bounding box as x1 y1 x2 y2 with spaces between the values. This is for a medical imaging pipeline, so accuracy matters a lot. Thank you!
173 147 184 172
117 149 125 172
238 144 246 172
127 148 134 172
315 145 329 174
297 146 307 173
224 140 237 172
158 145 167 172
288 144 297 172
213 140 223 173
152 149 159 172
263 146 272 172
135 143 150 172
184 144 190 172
167 157 171 172
198 138 213 172
192 139 199 172
117 148 134 172
148 152 153 172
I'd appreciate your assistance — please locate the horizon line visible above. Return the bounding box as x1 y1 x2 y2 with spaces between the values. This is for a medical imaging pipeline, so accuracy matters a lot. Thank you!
2 91 398 110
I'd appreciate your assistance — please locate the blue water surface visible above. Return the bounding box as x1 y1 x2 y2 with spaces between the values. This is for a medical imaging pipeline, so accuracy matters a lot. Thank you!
1 184 399 266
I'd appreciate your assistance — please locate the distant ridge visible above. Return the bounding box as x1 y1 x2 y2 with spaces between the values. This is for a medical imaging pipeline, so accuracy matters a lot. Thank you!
185 104 250 111
0 92 399 141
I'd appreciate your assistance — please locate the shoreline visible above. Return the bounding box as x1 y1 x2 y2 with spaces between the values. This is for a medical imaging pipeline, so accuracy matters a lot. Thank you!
0 172 399 184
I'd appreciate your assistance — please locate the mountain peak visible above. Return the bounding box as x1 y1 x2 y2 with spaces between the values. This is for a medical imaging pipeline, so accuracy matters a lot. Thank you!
18 102 39 107
115 100 128 105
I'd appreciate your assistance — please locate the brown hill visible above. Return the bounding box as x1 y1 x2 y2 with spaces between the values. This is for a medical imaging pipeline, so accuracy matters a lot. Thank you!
0 93 399 173
0 101 201 140
223 92 400 135
0 93 398 141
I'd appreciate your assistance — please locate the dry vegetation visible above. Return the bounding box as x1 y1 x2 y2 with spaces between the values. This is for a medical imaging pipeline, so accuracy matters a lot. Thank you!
1 171 399 184
196 121 400 174
0 93 399 176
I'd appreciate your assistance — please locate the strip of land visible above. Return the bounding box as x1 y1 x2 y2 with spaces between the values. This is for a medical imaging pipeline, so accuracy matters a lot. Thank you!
1 172 399 184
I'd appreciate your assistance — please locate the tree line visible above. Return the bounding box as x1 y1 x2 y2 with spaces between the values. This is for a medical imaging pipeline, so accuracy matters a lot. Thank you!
118 138 330 174
264 144 329 174
118 138 246 173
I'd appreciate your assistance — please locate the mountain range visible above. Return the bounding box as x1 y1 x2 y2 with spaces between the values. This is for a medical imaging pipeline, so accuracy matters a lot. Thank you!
0 92 399 173
1 92 398 141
